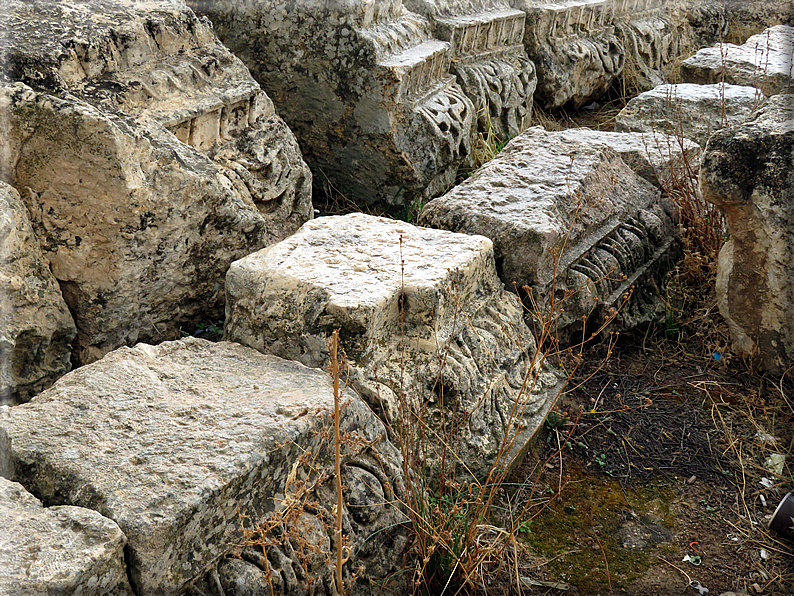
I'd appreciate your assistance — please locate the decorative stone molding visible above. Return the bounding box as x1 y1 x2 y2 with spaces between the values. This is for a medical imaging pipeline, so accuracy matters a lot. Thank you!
419 126 679 339
190 0 477 207
225 214 562 480
510 0 625 109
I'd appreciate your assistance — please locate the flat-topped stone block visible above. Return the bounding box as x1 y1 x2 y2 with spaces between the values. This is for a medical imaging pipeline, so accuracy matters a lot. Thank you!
701 94 794 374
511 0 624 109
615 82 766 146
0 477 133 595
682 25 794 96
190 0 476 207
1 338 405 594
553 128 701 188
0 182 76 404
419 126 679 337
226 213 561 479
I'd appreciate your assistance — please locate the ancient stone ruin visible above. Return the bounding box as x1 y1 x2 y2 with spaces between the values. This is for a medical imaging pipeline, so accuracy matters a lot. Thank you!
1 338 407 594
225 213 563 479
419 126 680 338
701 94 794 374
189 0 477 207
2 0 793 593
0 0 312 369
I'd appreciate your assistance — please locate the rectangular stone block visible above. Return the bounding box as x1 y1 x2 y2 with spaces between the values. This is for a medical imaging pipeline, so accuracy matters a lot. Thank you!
1 338 398 594
419 126 679 336
225 214 562 479
0 477 133 596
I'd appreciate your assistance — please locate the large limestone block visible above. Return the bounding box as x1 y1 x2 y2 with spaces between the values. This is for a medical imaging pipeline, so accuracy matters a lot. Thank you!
611 0 696 91
225 213 562 479
701 94 794 374
0 0 312 365
0 477 133 596
419 126 679 337
681 25 794 97
0 182 76 404
1 338 405 594
554 127 701 188
615 82 766 146
404 0 537 139
510 0 625 109
190 0 475 207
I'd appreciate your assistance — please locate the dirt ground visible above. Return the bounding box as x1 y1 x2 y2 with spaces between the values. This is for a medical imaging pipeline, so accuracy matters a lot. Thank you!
508 314 794 595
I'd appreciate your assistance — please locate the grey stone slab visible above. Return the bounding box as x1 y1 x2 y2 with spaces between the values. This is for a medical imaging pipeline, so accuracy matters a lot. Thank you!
419 126 679 337
189 0 476 207
0 477 132 596
1 338 404 594
511 0 624 109
553 128 701 188
615 82 766 146
225 213 562 480
682 25 794 96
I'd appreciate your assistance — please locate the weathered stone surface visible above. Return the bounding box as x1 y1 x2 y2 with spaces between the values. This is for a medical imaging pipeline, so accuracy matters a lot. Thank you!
2 338 406 594
225 213 561 480
419 126 679 337
615 82 766 146
700 94 794 374
612 0 696 91
511 0 624 109
0 0 312 365
190 0 476 207
0 477 133 596
0 182 76 404
405 0 537 139
553 128 701 188
682 25 794 96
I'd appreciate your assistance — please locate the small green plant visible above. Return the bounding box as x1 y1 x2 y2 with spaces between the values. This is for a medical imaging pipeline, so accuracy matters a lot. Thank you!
595 453 607 467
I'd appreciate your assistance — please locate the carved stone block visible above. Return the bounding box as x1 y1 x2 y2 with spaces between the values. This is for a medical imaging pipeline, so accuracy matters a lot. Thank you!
1 338 406 594
0 0 312 365
225 213 562 480
701 95 794 374
189 0 476 207
419 126 679 339
553 128 701 188
682 25 794 96
0 477 133 596
0 182 76 404
510 0 625 109
615 82 766 146
405 1 537 139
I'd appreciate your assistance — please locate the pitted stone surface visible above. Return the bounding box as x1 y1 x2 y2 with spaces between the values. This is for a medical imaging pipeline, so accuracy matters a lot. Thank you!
189 0 476 207
419 126 679 337
612 0 696 91
1 338 406 594
226 213 561 479
682 25 794 96
615 82 766 146
405 0 537 139
701 94 794 374
554 128 701 188
0 477 133 596
511 0 624 109
0 0 312 365
0 182 76 404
